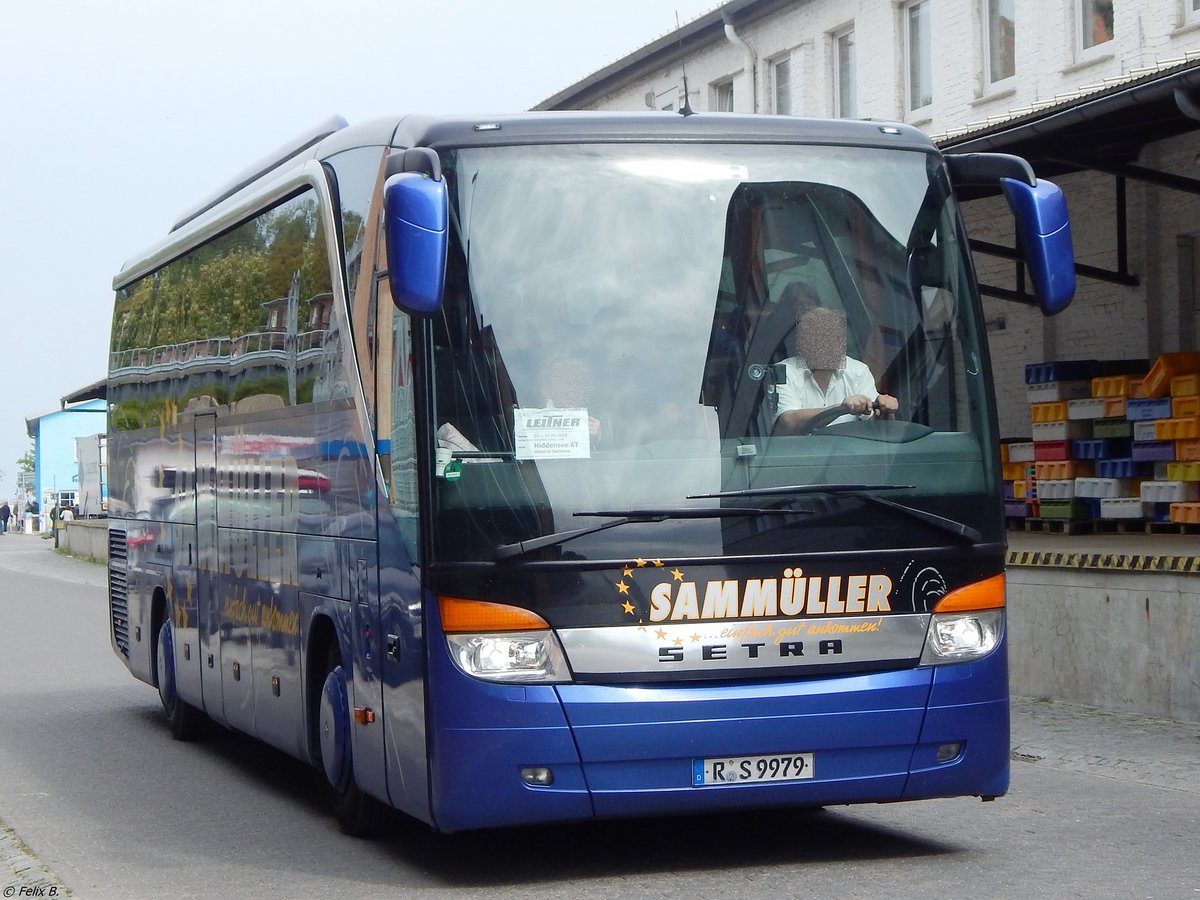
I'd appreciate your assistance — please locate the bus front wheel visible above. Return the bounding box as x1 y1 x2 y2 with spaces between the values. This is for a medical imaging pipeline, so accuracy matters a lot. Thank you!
155 617 206 741
317 645 385 836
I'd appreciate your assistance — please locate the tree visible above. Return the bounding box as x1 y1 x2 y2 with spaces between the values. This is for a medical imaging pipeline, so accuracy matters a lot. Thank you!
17 446 34 474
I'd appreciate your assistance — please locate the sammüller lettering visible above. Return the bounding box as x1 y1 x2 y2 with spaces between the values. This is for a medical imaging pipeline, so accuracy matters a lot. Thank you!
649 568 893 622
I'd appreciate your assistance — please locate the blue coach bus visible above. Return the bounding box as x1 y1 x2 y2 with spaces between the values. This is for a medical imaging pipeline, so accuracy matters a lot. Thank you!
107 112 1073 834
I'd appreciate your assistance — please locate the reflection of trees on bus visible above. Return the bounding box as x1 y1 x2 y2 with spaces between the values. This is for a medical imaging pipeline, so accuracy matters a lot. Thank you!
108 197 356 430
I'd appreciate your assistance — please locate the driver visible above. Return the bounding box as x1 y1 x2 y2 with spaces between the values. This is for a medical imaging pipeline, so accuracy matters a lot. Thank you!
773 306 898 433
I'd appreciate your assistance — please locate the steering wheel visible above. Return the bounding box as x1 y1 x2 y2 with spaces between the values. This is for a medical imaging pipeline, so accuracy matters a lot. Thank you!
798 403 855 435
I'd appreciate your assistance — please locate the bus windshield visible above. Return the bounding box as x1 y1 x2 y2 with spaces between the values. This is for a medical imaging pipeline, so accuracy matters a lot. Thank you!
429 141 998 563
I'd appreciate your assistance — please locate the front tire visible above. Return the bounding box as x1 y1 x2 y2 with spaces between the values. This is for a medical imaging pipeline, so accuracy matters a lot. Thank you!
156 617 206 741
317 645 386 836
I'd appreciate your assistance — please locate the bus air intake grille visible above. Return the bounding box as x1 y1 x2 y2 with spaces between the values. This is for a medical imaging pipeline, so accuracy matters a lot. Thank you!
108 528 128 562
108 529 130 657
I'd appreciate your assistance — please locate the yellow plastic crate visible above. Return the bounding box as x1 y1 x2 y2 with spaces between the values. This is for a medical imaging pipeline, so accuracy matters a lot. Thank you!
1034 460 1094 480
1171 373 1200 397
1166 462 1200 481
1030 401 1068 423
1155 417 1200 440
1091 375 1132 398
1143 352 1200 398
1177 440 1200 461
1172 395 1200 418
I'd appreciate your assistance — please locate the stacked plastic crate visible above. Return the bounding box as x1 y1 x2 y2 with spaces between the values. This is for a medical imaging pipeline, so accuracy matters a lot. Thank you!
1001 438 1035 520
1076 365 1145 523
1023 359 1100 525
1133 352 1200 527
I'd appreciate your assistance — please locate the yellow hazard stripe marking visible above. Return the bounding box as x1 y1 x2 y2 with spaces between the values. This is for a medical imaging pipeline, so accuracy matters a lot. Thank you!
1006 551 1200 572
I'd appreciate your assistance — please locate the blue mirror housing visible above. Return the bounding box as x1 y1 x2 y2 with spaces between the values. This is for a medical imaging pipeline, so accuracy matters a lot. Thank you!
1001 177 1075 316
384 171 448 314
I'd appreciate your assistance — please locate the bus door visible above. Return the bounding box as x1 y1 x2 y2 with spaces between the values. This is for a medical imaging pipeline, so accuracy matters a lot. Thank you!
193 413 224 723
346 540 388 804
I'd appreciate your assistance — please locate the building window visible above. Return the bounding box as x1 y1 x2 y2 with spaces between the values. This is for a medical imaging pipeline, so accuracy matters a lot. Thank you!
1191 0 1200 23
772 55 793 115
985 0 1016 85
1078 0 1114 51
905 1 933 112
714 79 735 112
833 26 857 118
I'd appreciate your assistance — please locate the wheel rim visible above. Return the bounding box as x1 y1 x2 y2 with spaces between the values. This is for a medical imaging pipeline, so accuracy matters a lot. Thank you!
318 666 352 791
156 620 175 708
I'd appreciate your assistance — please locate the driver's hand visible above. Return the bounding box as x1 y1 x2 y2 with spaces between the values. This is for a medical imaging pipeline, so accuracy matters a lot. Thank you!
874 394 899 417
845 394 872 415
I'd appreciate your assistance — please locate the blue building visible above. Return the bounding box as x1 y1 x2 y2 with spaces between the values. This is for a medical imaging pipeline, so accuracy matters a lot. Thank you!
25 380 106 525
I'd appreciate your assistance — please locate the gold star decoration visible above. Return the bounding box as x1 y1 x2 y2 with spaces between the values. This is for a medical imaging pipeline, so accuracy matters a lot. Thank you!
616 581 630 595
622 600 636 615
671 568 685 581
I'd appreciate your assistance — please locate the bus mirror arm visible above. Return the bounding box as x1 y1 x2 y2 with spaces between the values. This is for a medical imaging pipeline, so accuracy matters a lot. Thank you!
946 152 1075 316
383 150 449 315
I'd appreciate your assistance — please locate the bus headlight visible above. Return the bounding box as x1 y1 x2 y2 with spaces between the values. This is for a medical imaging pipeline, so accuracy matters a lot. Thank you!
919 573 1006 665
920 610 1004 664
439 595 572 683
446 631 571 683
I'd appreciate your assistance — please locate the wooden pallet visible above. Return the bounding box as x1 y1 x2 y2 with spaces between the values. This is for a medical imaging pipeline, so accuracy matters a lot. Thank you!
1022 517 1096 535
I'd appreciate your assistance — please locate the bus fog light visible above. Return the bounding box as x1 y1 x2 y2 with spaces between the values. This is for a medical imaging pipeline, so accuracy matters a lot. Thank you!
936 742 963 763
920 610 1003 665
520 766 555 786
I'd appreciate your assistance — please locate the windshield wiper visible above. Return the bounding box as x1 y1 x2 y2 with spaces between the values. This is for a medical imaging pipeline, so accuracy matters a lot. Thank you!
493 507 808 561
689 484 981 544
857 494 982 544
689 483 913 499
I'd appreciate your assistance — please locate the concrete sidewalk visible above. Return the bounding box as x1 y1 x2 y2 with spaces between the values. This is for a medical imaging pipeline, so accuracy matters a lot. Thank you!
0 529 105 587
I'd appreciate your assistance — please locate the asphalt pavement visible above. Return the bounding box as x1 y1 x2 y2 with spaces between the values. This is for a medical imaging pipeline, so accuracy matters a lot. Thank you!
1 529 1197 895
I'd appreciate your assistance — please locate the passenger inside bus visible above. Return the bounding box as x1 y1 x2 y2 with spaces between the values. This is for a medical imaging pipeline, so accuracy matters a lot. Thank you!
772 304 898 433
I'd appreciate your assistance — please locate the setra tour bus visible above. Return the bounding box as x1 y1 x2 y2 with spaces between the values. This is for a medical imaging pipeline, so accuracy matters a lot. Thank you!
106 111 1074 834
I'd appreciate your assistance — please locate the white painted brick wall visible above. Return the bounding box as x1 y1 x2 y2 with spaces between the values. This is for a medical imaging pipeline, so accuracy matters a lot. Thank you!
582 2 1200 128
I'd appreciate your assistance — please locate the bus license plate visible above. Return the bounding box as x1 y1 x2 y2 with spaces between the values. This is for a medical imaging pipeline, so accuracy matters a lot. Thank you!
692 752 814 786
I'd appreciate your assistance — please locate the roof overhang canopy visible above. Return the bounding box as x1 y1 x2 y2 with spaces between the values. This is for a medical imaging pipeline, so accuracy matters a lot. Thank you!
937 59 1200 189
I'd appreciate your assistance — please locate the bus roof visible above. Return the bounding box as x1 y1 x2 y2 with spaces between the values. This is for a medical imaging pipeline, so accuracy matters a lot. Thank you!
115 111 936 290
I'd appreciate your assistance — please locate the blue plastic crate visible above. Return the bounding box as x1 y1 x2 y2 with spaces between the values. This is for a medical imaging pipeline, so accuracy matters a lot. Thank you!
1024 359 1101 384
1071 438 1131 460
1095 457 1154 478
1126 397 1173 421
1147 501 1172 523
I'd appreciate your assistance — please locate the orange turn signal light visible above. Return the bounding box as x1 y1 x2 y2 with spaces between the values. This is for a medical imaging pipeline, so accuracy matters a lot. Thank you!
438 596 550 634
931 573 1006 613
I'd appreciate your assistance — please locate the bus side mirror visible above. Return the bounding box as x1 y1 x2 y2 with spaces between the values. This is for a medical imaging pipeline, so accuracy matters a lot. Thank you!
384 170 448 315
1001 177 1075 316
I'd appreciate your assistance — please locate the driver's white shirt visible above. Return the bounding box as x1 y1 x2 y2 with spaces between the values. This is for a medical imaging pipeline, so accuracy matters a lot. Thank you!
773 355 879 425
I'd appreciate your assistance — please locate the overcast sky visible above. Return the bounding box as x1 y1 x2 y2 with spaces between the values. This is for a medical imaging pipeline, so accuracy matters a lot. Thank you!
0 0 719 500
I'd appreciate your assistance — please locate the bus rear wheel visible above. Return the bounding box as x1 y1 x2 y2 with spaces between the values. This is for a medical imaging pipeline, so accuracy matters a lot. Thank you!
317 645 386 836
156 617 206 741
